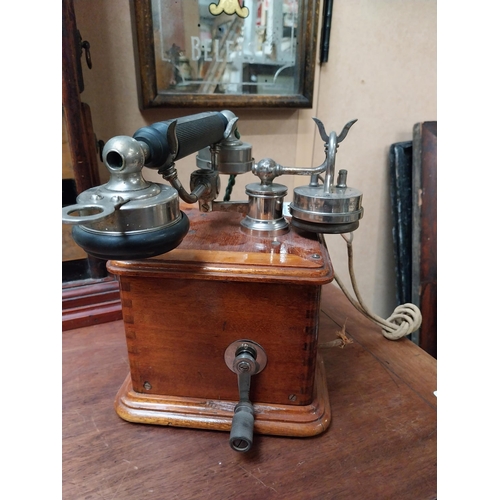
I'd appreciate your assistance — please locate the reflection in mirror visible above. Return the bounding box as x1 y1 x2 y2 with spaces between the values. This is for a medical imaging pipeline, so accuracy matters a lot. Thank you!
152 0 302 96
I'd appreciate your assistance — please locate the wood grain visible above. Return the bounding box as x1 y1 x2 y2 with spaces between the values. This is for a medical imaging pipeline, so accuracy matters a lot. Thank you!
62 0 100 194
106 207 334 408
62 0 108 282
62 277 122 331
63 284 436 500
108 206 334 284
62 110 74 180
413 121 437 358
116 276 323 406
114 356 331 437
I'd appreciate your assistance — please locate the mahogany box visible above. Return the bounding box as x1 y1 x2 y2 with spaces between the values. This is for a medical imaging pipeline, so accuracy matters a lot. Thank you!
108 205 334 437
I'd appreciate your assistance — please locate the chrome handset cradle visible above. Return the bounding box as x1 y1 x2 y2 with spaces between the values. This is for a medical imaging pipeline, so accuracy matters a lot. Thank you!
62 111 233 259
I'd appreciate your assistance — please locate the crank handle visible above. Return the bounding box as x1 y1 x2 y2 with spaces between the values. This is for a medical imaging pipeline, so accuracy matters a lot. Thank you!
224 340 267 453
229 399 255 452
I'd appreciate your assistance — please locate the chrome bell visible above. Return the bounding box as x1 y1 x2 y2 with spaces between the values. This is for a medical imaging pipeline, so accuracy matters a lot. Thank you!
289 119 364 233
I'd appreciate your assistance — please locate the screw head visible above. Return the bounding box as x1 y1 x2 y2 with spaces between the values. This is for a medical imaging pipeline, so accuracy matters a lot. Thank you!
237 361 251 372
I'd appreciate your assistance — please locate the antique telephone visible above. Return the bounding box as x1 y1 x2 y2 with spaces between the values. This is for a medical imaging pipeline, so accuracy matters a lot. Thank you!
62 110 417 452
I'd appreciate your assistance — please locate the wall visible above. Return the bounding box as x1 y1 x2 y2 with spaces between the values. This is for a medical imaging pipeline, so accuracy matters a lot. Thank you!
73 0 436 319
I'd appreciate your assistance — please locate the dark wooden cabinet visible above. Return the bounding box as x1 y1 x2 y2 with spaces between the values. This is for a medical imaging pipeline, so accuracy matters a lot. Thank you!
62 0 122 330
389 122 437 358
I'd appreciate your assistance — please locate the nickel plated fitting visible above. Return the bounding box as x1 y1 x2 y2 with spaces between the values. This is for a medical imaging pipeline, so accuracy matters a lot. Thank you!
61 135 189 260
241 158 289 235
288 119 364 234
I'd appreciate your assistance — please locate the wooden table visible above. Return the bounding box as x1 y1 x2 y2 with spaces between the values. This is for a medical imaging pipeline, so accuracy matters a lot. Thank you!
63 284 437 499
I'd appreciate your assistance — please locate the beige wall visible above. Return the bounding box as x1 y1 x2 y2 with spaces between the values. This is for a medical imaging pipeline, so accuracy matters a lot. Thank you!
310 0 437 319
74 0 436 319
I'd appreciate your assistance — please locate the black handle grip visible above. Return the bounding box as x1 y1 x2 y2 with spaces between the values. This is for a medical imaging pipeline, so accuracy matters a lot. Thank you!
229 402 254 453
133 111 228 170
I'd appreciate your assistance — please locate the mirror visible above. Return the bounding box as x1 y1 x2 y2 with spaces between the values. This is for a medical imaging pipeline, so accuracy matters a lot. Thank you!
133 0 320 108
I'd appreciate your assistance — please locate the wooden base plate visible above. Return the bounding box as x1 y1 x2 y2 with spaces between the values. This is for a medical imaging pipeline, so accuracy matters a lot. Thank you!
115 356 331 437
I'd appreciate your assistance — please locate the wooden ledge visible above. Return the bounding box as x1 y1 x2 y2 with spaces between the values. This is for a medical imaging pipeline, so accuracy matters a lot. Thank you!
62 277 122 331
115 356 331 438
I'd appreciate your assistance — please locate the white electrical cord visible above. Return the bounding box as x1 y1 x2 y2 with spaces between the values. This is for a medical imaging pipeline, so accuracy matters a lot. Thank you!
334 232 422 341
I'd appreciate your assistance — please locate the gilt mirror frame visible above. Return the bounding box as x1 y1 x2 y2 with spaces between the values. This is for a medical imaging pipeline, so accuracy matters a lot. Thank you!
133 0 320 109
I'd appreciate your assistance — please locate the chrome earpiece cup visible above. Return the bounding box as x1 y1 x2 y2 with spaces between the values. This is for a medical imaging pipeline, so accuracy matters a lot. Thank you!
71 211 190 261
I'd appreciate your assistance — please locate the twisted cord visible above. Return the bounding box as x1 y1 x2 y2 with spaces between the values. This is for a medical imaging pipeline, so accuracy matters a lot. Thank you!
334 233 422 341
223 175 236 202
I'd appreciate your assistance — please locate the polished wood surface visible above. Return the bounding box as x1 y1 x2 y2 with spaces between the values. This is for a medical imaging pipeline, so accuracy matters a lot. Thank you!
115 356 331 437
63 284 437 500
413 121 437 358
62 277 122 331
108 205 334 284
108 207 333 410
115 277 324 407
